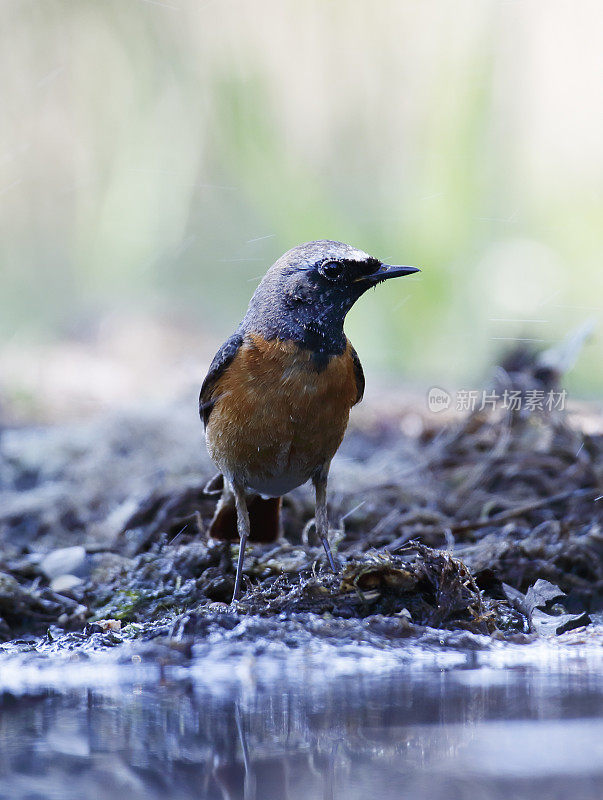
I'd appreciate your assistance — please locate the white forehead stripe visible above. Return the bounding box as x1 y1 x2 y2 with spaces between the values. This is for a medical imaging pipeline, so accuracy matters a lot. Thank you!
345 248 371 262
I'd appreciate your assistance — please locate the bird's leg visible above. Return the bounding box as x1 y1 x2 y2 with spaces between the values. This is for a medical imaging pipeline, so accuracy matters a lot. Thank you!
232 483 250 602
312 471 337 573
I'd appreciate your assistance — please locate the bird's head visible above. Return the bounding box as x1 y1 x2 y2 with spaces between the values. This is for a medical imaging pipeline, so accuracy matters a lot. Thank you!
244 240 420 351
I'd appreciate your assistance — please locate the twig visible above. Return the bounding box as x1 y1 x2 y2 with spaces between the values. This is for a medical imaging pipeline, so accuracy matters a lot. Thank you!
451 488 597 532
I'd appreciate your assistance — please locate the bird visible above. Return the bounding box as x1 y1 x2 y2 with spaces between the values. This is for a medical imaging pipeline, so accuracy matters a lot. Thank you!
199 240 419 601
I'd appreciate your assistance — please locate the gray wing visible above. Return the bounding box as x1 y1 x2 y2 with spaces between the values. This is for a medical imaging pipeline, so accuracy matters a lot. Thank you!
350 344 365 405
199 330 244 427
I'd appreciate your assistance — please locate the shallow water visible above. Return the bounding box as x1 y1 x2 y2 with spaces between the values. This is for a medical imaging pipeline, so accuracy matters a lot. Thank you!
0 641 602 800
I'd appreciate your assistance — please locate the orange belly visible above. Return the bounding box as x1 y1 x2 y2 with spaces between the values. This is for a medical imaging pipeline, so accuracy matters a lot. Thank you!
206 334 359 495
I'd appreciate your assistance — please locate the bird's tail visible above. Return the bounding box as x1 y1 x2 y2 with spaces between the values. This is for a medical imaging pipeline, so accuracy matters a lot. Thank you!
205 475 281 543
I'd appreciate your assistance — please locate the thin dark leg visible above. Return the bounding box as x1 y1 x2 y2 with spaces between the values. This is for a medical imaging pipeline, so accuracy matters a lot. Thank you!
232 484 250 602
312 471 337 573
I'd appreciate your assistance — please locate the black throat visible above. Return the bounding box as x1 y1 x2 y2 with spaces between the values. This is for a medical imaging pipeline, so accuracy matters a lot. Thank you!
243 301 348 370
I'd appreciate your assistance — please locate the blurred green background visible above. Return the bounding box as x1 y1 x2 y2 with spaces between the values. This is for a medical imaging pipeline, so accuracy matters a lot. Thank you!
1 0 602 417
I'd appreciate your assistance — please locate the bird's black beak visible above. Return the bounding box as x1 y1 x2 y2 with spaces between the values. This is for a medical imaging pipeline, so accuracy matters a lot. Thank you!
357 263 421 285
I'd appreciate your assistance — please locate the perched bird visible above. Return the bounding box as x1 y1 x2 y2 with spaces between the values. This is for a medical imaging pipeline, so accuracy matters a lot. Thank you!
200 240 419 601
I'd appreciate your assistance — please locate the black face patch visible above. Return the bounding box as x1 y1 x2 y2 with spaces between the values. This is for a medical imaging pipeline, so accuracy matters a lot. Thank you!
310 348 333 370
241 243 390 368
312 256 381 289
318 259 345 281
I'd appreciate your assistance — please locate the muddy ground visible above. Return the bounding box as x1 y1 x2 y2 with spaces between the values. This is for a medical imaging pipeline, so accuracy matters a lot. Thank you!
0 351 601 658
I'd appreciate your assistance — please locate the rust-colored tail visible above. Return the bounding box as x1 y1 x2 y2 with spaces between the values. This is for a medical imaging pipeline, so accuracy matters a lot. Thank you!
207 481 282 543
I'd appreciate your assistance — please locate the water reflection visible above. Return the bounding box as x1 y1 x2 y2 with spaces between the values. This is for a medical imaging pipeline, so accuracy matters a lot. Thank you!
0 662 602 800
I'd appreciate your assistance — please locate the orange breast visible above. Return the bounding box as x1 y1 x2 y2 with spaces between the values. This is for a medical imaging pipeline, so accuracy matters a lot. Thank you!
206 334 359 495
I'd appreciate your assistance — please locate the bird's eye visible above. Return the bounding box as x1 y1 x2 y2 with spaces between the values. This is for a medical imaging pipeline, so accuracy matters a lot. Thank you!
319 259 344 280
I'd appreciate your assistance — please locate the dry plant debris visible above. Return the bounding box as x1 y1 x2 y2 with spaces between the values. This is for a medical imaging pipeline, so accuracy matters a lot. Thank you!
0 349 600 649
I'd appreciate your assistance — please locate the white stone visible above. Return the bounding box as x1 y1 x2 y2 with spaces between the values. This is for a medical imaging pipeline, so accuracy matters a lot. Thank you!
50 574 83 593
41 546 86 580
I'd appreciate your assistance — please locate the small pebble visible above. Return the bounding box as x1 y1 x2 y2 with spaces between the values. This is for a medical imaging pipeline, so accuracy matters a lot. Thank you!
41 547 86 580
207 602 229 613
95 619 122 633
50 574 83 593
